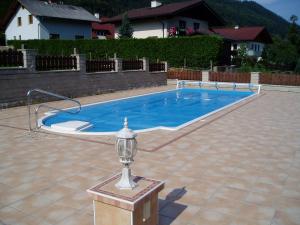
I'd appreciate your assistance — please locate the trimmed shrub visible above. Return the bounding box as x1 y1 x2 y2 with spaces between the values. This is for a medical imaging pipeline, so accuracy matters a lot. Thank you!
0 32 6 46
295 58 300 74
8 36 226 68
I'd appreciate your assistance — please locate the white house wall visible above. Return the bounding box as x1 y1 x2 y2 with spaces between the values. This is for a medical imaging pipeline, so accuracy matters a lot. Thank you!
115 17 208 39
166 17 208 31
5 5 92 40
41 18 91 40
5 6 39 40
115 20 166 39
232 42 265 57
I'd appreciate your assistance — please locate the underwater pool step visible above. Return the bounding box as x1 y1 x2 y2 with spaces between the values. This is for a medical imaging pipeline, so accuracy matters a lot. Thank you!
50 121 92 132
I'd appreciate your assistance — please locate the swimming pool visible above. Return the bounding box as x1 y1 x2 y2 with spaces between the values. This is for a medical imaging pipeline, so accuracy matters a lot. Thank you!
41 88 255 135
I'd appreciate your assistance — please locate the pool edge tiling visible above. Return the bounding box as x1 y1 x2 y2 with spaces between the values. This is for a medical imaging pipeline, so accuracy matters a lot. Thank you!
40 88 256 135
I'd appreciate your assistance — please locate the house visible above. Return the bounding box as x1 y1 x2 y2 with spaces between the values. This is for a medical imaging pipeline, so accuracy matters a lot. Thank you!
3 0 99 40
92 22 115 40
101 0 225 39
213 26 273 58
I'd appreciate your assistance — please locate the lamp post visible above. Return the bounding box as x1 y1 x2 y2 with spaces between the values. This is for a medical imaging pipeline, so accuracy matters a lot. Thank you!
115 117 138 190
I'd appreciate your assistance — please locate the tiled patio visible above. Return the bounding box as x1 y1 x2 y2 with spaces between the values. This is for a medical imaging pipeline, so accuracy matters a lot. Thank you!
0 85 300 225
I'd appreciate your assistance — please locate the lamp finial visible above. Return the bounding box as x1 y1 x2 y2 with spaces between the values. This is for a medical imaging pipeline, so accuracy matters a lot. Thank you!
124 117 128 128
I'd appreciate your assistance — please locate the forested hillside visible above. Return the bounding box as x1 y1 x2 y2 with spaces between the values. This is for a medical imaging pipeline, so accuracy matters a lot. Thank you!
0 0 296 37
55 0 296 37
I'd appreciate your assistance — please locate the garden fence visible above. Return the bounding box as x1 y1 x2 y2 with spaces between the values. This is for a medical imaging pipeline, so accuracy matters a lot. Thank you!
167 68 202 80
36 55 77 71
122 59 143 71
209 72 251 83
149 62 165 72
86 59 115 73
260 73 300 86
0 49 23 67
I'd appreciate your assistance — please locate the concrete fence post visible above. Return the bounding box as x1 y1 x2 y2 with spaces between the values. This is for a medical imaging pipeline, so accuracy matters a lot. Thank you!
72 54 86 74
202 70 210 82
20 49 37 72
250 72 260 84
163 61 168 72
114 58 122 72
142 57 149 72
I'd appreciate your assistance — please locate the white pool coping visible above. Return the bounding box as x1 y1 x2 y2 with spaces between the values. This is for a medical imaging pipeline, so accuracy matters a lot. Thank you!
39 88 258 136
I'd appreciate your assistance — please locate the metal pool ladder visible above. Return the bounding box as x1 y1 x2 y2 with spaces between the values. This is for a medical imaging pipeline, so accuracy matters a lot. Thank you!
27 89 81 131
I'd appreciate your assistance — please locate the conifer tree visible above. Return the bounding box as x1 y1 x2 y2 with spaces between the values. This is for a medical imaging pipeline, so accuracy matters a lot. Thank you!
118 13 133 39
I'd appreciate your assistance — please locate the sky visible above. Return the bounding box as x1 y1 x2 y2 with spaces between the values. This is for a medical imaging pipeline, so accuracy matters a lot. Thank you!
253 0 300 23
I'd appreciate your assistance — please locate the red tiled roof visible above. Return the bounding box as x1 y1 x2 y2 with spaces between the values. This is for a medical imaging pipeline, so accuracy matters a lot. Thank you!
102 0 224 26
92 22 115 39
213 27 273 43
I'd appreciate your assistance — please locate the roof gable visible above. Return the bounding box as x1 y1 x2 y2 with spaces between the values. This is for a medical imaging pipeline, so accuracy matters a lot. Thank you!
3 0 99 29
102 0 224 26
213 27 273 43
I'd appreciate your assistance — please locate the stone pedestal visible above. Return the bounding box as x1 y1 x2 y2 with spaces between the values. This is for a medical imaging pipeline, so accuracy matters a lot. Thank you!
87 174 164 225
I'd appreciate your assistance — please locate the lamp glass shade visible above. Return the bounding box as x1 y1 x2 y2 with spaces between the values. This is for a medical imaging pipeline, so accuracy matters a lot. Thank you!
116 138 137 164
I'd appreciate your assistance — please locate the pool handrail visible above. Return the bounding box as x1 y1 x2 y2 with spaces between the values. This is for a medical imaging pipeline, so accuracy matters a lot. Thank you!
176 80 261 94
27 88 81 131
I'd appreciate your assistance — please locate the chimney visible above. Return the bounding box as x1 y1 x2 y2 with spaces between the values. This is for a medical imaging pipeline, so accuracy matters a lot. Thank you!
234 25 239 30
151 0 162 8
94 13 100 19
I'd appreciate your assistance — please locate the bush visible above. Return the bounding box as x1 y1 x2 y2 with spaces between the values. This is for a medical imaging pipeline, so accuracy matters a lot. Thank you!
262 36 298 71
295 58 300 74
0 32 6 46
8 36 226 68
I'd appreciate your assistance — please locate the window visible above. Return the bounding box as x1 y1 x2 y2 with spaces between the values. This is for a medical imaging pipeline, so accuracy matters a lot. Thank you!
257 45 260 51
179 20 186 30
28 15 33 24
75 35 84 40
49 33 60 39
233 44 237 50
193 23 200 31
17 17 22 26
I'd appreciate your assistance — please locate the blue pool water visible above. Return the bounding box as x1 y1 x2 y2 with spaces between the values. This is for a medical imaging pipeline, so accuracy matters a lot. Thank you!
42 88 254 133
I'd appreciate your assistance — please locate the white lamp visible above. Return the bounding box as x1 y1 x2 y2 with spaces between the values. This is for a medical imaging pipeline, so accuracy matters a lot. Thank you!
115 117 138 190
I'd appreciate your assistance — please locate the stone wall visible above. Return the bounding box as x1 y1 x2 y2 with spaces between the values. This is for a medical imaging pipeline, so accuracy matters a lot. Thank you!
0 69 166 108
0 49 167 108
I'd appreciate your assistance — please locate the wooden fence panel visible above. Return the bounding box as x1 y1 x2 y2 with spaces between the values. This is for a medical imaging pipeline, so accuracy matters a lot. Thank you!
122 59 143 71
36 55 77 71
0 49 23 67
86 59 115 73
167 69 202 80
149 63 165 72
209 72 251 83
260 73 300 86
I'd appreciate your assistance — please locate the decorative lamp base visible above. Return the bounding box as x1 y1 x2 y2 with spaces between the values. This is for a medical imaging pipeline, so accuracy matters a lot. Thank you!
115 167 137 190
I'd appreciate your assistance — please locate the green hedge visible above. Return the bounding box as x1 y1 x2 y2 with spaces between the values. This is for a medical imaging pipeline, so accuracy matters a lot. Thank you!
0 32 5 46
8 36 225 68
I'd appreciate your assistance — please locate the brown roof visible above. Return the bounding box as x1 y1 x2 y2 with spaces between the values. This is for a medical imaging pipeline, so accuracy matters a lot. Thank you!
102 0 224 26
213 27 273 43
